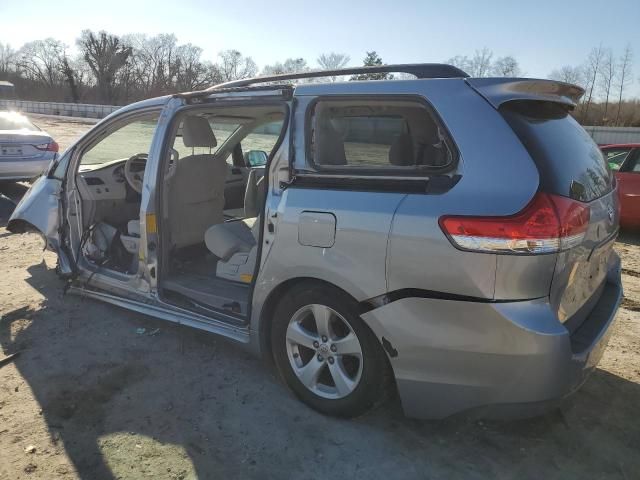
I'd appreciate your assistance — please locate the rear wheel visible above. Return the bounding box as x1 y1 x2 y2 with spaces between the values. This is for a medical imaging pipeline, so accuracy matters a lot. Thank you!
271 282 390 417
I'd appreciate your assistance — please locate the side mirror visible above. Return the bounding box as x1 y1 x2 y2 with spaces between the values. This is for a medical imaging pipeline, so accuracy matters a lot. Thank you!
244 150 268 167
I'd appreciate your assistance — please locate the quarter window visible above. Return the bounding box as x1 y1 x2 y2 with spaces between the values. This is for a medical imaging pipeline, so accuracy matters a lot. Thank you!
309 99 454 174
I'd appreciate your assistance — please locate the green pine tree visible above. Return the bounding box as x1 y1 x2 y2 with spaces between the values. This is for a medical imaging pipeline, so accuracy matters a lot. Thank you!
350 51 393 81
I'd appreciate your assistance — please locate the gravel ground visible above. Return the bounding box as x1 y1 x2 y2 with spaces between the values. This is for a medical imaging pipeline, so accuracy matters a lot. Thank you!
0 115 639 480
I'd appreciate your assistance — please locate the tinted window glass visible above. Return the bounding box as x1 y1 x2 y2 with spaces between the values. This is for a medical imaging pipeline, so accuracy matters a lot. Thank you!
501 101 613 201
310 100 454 174
601 147 631 171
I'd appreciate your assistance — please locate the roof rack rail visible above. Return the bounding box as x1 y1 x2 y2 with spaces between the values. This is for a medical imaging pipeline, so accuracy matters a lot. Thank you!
205 63 469 92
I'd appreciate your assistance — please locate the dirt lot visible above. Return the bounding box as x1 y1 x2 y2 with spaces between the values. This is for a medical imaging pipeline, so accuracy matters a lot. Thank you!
0 115 639 479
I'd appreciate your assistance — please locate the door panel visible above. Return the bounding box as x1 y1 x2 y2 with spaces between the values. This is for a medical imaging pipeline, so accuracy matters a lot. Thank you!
8 174 62 246
617 171 640 228
261 187 405 301
616 148 640 228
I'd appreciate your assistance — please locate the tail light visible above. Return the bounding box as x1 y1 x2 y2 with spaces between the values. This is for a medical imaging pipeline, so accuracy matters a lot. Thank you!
439 192 590 254
34 141 59 153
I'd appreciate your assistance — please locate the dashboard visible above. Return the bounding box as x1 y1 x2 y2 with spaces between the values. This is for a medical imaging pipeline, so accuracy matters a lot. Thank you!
77 159 131 201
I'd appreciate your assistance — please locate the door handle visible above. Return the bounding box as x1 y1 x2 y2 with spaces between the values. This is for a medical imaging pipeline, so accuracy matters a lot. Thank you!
231 167 242 175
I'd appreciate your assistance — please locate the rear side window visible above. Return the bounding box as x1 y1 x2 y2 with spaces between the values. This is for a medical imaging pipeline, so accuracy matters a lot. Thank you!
602 147 632 171
501 101 613 202
308 98 455 175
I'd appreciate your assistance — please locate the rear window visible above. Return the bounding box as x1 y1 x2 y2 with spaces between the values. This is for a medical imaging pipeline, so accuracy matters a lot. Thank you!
501 101 613 202
0 113 38 131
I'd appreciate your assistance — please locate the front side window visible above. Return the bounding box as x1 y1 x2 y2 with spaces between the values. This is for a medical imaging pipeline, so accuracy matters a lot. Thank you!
241 120 285 167
309 99 454 174
80 112 160 166
602 147 632 171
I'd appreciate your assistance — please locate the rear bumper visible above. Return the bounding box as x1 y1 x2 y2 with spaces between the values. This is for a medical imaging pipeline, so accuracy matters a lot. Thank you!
0 157 53 180
361 254 623 419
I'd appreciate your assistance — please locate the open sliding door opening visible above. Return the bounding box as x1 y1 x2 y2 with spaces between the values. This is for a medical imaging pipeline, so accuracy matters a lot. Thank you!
157 102 289 322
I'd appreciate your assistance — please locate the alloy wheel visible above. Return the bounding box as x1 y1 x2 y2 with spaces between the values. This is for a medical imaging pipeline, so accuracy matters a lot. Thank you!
285 304 364 399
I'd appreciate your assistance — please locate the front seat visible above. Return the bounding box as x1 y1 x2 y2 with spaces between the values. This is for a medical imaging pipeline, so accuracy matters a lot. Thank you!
204 169 266 283
168 116 227 249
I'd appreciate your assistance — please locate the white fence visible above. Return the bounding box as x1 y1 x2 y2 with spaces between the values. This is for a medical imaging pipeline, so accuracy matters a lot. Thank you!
2 99 640 145
583 126 640 145
0 99 119 119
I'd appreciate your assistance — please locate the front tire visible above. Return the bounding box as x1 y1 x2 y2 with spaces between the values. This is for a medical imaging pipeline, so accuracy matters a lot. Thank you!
271 282 390 418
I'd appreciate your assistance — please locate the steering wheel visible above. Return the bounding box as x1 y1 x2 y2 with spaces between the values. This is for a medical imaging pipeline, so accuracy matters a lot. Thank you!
124 153 148 194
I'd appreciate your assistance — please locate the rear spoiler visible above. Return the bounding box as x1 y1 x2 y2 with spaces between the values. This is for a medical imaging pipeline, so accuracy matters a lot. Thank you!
465 78 585 109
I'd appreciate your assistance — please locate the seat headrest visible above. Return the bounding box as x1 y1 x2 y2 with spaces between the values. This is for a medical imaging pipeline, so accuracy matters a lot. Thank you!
182 116 217 148
389 133 415 166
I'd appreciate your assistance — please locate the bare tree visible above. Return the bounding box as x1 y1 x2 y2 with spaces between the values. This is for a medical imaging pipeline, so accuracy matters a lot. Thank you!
492 56 522 76
317 52 350 81
598 48 617 122
216 50 257 82
174 44 218 91
78 30 132 104
583 45 605 122
615 44 633 125
548 65 585 86
17 39 64 87
0 42 17 77
261 61 286 76
469 48 493 77
262 58 309 78
445 55 471 73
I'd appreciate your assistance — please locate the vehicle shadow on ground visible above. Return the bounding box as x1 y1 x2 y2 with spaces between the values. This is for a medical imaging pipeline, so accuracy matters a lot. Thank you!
1 260 640 479
0 180 29 204
618 229 640 247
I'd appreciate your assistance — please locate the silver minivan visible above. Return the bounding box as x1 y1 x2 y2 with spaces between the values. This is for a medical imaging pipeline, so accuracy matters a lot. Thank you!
8 64 623 419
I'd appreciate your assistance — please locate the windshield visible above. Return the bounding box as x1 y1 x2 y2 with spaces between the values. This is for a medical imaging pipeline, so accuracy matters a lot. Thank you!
0 112 39 131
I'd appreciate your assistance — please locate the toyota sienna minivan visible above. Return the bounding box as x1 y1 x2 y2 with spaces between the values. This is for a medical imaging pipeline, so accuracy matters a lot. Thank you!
8 64 623 419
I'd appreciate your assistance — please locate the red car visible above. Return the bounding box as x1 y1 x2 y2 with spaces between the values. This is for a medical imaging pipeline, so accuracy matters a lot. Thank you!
601 143 640 229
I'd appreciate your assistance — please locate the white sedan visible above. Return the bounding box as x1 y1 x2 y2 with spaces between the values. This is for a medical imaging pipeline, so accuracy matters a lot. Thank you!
0 111 58 181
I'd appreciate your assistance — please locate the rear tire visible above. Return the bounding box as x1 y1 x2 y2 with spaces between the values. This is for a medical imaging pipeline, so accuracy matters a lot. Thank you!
271 282 391 418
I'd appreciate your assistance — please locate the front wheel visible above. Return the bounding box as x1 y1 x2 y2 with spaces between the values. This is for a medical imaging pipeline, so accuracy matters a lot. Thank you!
271 283 391 417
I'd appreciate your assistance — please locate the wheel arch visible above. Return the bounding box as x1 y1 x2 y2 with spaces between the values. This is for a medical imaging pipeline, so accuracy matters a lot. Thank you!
255 276 394 373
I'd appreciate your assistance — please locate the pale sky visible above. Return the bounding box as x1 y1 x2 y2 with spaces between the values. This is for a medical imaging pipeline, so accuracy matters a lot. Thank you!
1 0 639 96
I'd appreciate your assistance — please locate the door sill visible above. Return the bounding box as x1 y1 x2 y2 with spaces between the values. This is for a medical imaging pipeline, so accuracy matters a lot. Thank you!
70 286 250 343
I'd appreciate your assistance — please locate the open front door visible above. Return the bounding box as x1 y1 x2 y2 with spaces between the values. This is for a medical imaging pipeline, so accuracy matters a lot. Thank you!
7 150 74 276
